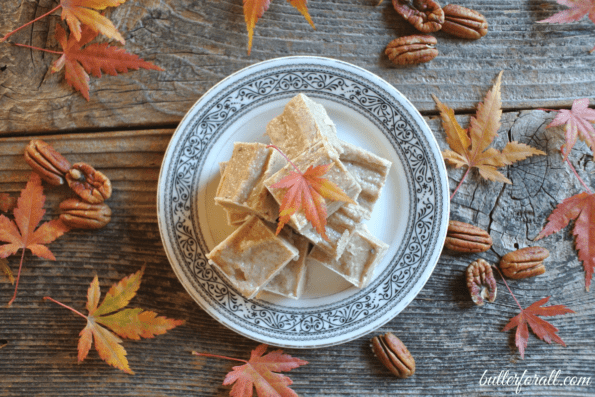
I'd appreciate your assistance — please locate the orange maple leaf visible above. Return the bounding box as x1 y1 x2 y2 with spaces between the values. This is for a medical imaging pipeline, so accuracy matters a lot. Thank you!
268 146 355 241
51 24 164 100
193 344 308 397
244 0 315 55
61 0 128 44
432 72 546 199
0 193 16 213
44 266 185 374
0 173 70 306
502 296 574 359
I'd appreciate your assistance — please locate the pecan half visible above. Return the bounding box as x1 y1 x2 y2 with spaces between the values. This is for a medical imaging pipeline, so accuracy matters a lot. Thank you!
386 35 438 65
466 258 497 305
66 163 112 204
444 220 492 253
441 4 488 40
392 0 444 33
500 246 549 279
24 140 72 186
59 198 111 229
371 332 415 378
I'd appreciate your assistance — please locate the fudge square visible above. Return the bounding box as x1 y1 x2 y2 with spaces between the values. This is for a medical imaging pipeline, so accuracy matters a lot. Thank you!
338 140 392 217
264 140 362 232
263 232 310 299
206 216 299 299
299 202 368 259
215 143 285 223
218 161 250 226
266 93 343 160
307 225 389 289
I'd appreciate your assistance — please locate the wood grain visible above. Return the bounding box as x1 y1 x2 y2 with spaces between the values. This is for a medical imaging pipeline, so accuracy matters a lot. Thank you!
0 112 594 396
1 0 595 134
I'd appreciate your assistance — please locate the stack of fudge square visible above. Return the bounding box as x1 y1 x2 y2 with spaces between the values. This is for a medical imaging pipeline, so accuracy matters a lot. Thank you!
206 94 392 300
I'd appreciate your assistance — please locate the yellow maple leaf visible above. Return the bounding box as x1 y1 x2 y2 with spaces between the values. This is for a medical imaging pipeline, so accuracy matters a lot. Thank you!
432 72 546 199
243 0 316 55
44 267 185 374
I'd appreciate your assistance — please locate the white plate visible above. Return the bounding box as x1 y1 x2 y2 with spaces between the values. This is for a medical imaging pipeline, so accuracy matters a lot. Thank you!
157 56 449 348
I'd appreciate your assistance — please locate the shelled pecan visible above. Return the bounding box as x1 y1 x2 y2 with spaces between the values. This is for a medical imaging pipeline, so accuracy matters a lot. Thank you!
59 198 111 229
392 0 444 33
66 163 112 204
441 4 488 40
386 35 438 65
444 220 492 253
500 246 549 279
24 140 72 186
466 258 497 305
371 332 415 378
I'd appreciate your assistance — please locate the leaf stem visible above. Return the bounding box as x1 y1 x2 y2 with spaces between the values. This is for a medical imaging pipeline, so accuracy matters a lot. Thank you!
266 145 302 175
565 156 592 194
450 167 470 200
492 265 524 313
191 351 248 363
43 296 88 320
8 42 63 55
7 248 26 307
1 4 62 43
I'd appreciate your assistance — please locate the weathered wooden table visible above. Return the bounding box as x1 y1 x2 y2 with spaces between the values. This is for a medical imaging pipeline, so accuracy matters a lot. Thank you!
1 1 594 395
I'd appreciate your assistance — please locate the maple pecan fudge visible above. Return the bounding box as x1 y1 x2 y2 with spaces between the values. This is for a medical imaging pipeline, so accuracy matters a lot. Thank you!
215 143 285 223
264 140 362 232
307 225 389 288
299 202 368 259
263 231 310 299
218 161 250 226
266 93 343 160
337 140 392 218
206 215 299 299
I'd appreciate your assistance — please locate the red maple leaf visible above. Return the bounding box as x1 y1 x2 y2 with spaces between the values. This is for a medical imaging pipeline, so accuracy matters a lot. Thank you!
538 0 595 24
0 173 70 306
268 146 355 241
536 192 595 290
502 296 574 359
51 24 163 100
537 0 595 52
545 98 595 159
193 344 308 397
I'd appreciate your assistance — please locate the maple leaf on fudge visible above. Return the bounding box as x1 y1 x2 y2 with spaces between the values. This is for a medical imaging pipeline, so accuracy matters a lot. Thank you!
0 173 69 305
223 344 308 397
544 98 595 159
269 159 356 242
502 296 574 359
243 0 315 55
536 192 595 291
60 0 128 44
47 267 184 374
51 24 163 101
433 71 545 184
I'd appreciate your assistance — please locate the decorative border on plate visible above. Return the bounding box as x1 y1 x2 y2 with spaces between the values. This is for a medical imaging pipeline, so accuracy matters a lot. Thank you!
163 59 444 341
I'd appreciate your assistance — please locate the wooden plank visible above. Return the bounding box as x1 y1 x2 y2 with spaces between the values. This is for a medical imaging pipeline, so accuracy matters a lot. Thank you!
1 0 594 134
0 114 594 395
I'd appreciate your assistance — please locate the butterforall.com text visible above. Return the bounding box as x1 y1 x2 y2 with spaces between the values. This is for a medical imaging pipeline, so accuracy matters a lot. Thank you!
479 369 591 394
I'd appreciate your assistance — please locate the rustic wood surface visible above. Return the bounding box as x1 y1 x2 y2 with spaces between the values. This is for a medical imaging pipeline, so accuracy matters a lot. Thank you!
1 0 594 396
